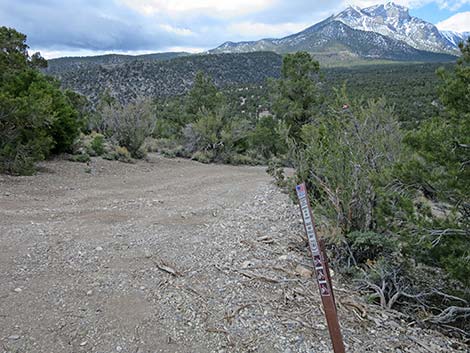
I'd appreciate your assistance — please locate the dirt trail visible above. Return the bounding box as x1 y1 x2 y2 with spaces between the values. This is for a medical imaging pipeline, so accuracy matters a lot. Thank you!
0 156 466 353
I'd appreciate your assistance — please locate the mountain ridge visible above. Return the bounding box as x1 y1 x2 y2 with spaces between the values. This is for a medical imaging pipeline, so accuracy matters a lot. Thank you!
45 52 190 74
332 2 457 53
210 2 465 60
47 52 283 104
43 2 464 104
46 3 465 68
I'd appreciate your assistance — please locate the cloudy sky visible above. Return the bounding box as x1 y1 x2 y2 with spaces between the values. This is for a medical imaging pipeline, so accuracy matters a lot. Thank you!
1 0 469 58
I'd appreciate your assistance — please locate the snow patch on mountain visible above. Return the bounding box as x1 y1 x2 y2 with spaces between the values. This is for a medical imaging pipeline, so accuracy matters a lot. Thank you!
209 2 460 61
440 30 470 47
332 2 459 54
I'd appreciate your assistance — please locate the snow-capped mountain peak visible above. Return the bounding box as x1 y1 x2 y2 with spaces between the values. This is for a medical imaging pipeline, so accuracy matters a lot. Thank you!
210 2 464 62
332 2 458 54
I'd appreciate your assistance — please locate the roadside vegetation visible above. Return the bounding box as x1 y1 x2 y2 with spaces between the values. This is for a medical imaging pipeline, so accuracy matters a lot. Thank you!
0 27 84 174
1 26 468 340
269 44 470 339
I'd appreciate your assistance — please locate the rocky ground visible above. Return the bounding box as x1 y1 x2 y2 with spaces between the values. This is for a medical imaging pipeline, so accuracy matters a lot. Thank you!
0 155 467 353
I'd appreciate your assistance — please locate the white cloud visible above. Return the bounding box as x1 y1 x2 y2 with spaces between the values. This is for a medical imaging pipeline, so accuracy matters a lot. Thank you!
33 48 155 59
342 0 413 7
341 0 470 11
159 24 193 36
228 21 310 39
436 11 470 31
434 0 470 11
162 46 206 53
119 0 275 18
35 46 206 60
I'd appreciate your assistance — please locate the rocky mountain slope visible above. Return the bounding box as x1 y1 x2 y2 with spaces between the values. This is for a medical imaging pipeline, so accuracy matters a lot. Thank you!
45 52 189 76
332 3 457 54
441 30 470 47
48 52 282 104
42 2 464 103
210 2 464 60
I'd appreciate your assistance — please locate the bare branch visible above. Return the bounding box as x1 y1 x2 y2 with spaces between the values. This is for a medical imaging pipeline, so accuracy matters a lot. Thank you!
430 306 470 324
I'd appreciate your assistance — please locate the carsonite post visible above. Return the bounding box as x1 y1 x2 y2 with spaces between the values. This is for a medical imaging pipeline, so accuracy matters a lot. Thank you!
296 182 346 353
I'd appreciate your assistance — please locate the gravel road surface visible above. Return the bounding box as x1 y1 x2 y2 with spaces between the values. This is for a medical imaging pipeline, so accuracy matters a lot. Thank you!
0 156 466 353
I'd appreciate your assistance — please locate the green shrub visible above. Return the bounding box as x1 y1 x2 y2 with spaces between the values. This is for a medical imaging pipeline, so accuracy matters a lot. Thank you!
266 157 287 185
143 137 160 153
154 118 184 140
293 95 403 234
0 144 46 176
115 146 132 163
397 41 470 287
161 146 185 158
69 153 91 163
0 27 81 175
191 151 213 164
102 152 116 161
249 116 287 160
347 231 398 265
186 71 225 115
103 146 133 163
90 134 105 156
185 112 225 154
99 98 155 159
229 153 257 165
143 137 185 158
47 87 82 154
183 110 254 164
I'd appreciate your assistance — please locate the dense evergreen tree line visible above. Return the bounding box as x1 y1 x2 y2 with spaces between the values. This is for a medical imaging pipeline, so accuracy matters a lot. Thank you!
0 27 84 174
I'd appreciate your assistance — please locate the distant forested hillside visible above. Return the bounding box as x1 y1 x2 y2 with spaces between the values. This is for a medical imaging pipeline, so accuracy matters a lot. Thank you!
45 52 190 73
322 62 453 127
45 50 451 127
221 62 452 128
45 52 283 103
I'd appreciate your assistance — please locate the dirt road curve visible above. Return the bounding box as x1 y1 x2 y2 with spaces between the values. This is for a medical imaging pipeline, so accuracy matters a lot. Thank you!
0 156 466 353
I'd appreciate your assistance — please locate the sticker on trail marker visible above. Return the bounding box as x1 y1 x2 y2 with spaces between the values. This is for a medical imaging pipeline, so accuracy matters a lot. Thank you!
313 255 322 268
319 282 330 296
296 184 306 197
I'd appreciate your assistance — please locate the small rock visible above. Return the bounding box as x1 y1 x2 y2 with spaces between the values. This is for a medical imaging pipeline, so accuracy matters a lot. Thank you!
86 290 93 296
116 346 123 352
95 246 103 251
144 250 152 258
295 264 312 278
8 335 20 340
278 255 288 261
13 287 22 293
80 341 88 346
241 260 254 269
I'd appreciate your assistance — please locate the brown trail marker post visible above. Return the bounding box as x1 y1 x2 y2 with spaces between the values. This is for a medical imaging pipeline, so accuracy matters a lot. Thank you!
295 183 346 353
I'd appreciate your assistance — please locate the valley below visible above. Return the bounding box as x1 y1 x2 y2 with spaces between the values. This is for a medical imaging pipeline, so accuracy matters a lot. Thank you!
0 156 466 353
